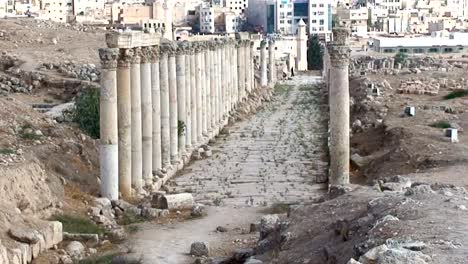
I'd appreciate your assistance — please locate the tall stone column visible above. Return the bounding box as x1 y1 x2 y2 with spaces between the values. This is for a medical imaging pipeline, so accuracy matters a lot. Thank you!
260 40 268 87
195 43 203 142
237 41 245 102
216 41 222 126
250 41 255 90
159 47 171 168
185 44 192 151
268 39 276 85
224 41 231 114
232 43 238 107
201 44 208 136
244 41 252 94
209 41 217 132
99 48 119 200
140 47 153 185
117 48 133 198
204 45 212 134
167 42 179 164
220 41 226 120
131 48 143 192
328 28 351 187
150 46 162 173
176 42 188 157
190 43 198 146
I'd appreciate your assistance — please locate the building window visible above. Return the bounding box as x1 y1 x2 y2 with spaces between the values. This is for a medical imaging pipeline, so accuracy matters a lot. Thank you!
319 3 324 7
383 48 395 53
312 19 316 23
319 19 324 25
311 4 316 7
398 48 409 53
413 48 424 53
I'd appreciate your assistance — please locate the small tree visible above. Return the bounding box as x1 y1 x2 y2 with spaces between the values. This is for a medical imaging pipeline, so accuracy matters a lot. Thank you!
307 35 323 70
394 52 408 66
73 88 100 138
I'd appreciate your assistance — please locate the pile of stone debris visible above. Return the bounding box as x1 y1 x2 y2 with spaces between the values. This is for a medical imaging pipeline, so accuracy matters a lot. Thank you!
41 61 100 82
398 78 440 95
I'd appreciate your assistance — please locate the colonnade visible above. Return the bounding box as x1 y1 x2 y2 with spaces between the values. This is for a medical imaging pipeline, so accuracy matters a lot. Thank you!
98 32 265 199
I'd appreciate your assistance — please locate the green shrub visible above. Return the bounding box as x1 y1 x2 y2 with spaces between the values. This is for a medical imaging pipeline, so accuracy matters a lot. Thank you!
443 89 468 100
116 211 146 226
73 88 100 138
394 52 408 66
51 214 105 235
0 148 15 155
430 120 451 129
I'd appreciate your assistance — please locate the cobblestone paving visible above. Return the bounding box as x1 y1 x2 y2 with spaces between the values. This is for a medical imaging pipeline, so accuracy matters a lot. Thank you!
170 73 329 206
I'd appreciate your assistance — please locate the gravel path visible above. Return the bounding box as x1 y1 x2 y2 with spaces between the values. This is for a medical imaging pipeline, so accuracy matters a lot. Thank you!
129 73 329 264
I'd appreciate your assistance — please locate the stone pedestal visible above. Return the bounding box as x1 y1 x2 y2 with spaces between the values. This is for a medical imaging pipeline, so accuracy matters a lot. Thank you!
260 40 268 87
131 48 143 192
117 48 133 198
328 28 351 186
141 47 153 185
99 48 119 200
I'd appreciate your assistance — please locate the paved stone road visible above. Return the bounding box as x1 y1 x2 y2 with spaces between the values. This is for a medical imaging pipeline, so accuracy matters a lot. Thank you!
170 73 328 206
130 73 329 264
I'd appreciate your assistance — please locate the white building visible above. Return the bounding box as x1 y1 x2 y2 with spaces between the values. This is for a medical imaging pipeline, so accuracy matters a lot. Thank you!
308 0 332 41
39 0 73 22
274 0 294 34
225 11 241 32
73 0 105 16
200 5 215 33
225 0 248 15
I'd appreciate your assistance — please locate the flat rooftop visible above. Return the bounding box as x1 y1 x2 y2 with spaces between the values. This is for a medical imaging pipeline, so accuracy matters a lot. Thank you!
373 36 468 48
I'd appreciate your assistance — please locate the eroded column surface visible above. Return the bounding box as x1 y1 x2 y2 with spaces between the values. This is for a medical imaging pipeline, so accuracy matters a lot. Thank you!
244 41 251 94
328 28 351 186
195 43 203 142
215 41 222 128
220 41 226 121
225 41 232 114
167 42 179 164
185 44 192 151
209 41 217 132
237 41 245 103
131 48 143 192
232 43 238 108
204 45 212 134
150 46 162 172
260 40 268 87
141 47 153 185
190 44 198 146
201 44 208 136
268 39 275 85
176 42 188 157
159 47 171 168
99 48 119 200
117 48 133 198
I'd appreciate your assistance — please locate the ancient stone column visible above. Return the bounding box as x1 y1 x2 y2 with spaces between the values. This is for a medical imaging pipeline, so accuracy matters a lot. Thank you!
209 41 217 132
217 40 224 126
99 48 119 200
251 41 255 90
237 41 245 102
328 28 351 187
140 47 153 185
167 42 179 164
232 43 238 108
116 48 133 198
224 41 231 114
150 46 162 172
185 44 192 151
131 47 143 192
201 44 208 137
176 42 188 157
268 39 276 85
159 46 171 168
204 45 212 134
260 40 268 87
190 43 198 146
195 43 203 142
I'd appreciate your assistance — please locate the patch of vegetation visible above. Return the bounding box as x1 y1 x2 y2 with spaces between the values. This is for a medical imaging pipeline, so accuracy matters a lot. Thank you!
261 202 290 214
19 123 42 140
394 52 408 66
51 214 105 235
307 35 323 70
430 120 451 129
274 84 294 96
116 211 146 226
73 88 100 139
298 85 310 91
443 89 468 100
0 148 15 155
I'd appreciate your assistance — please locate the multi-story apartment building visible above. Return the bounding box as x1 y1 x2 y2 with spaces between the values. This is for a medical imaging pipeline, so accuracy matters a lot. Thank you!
200 5 215 33
73 0 105 16
336 6 368 36
225 0 248 15
274 0 294 34
308 0 332 40
39 0 73 22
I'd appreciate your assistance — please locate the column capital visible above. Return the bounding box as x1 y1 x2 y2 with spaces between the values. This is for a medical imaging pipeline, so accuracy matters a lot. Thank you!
332 27 351 46
208 40 217 51
249 40 254 48
268 39 275 46
117 48 134 68
149 46 160 63
160 39 177 57
177 41 190 55
131 47 141 64
260 40 267 49
140 46 153 63
327 44 350 68
99 48 119 70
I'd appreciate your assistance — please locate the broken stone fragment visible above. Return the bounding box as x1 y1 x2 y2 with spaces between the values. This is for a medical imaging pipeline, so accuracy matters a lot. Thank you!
190 241 210 257
8 227 41 244
65 241 85 261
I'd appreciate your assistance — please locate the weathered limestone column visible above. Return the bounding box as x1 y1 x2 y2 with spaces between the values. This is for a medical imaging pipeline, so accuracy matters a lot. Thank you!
131 48 143 192
225 41 231 114
231 41 237 109
250 41 255 90
204 45 212 133
237 41 245 102
167 42 179 164
116 48 133 198
150 46 162 172
220 41 226 121
328 28 351 186
159 45 171 168
176 42 187 157
260 40 268 87
268 39 276 84
201 44 208 136
140 47 153 185
195 43 203 142
190 43 198 146
99 48 119 200
209 41 217 132
216 40 223 127
185 44 192 151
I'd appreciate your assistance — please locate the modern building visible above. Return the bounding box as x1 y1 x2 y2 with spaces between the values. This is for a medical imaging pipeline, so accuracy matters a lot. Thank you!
38 0 73 22
336 6 368 37
200 5 215 33
372 33 468 53
225 0 248 15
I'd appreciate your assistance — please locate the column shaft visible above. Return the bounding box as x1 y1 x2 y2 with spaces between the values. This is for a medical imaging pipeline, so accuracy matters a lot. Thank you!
201 47 208 136
160 53 171 168
185 48 192 150
260 41 268 87
196 46 203 141
209 44 216 132
99 48 119 200
204 48 212 133
220 43 226 120
168 52 178 163
237 42 245 102
131 48 143 192
244 42 251 94
190 50 197 146
268 40 275 85
150 47 162 172
141 47 153 185
176 44 187 157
